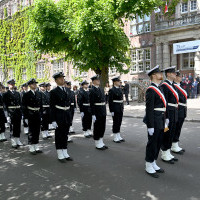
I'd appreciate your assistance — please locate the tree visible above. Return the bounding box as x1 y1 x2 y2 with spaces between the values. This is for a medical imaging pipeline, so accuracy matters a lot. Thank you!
29 0 162 87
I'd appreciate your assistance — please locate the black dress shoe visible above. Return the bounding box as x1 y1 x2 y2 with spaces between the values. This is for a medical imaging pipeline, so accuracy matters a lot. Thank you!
162 159 175 164
113 140 121 143
30 151 37 155
172 150 184 155
103 145 108 149
172 157 178 161
36 150 43 153
12 145 18 149
58 159 66 163
156 168 165 173
68 140 73 143
96 146 106 150
120 139 125 142
43 137 47 140
89 135 93 138
47 135 53 138
65 157 73 161
85 135 91 139
146 172 159 178
2 139 7 142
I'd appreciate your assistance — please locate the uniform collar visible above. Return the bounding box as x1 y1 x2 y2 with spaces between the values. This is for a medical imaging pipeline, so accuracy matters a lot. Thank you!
166 79 173 84
151 82 159 87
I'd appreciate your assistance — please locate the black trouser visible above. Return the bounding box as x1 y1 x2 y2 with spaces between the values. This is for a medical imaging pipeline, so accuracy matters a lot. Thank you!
93 115 106 140
105 94 109 104
173 118 185 143
28 112 41 144
125 93 129 104
10 110 22 138
161 116 176 151
82 111 92 131
112 112 123 133
0 121 5 134
70 107 75 126
41 113 49 131
145 129 164 162
55 122 70 149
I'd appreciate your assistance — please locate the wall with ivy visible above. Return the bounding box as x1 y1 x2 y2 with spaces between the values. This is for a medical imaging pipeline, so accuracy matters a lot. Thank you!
0 8 48 86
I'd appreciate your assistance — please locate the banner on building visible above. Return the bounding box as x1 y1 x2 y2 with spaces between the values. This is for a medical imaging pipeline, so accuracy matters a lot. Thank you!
173 40 200 54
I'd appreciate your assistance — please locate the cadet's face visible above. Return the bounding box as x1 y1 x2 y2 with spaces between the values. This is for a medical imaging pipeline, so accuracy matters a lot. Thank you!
83 84 88 89
46 86 51 91
156 72 163 80
8 84 15 90
40 86 46 91
169 72 176 80
55 77 65 86
175 76 181 83
93 79 100 86
23 86 28 91
114 81 120 87
29 83 37 90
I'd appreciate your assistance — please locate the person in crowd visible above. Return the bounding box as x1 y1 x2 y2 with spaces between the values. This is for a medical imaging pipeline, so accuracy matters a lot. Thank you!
188 73 193 83
123 81 129 105
183 77 191 98
191 78 198 98
104 83 110 104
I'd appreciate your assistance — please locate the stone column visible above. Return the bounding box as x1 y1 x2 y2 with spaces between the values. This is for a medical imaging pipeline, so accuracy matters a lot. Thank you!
163 42 170 69
195 51 200 76
156 43 162 67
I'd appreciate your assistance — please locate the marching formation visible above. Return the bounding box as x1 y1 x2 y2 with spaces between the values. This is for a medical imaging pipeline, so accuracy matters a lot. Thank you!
0 67 187 178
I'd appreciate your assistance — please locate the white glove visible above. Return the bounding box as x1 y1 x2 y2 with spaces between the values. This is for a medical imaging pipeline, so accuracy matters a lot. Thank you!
165 119 169 126
52 121 58 128
148 128 154 136
25 119 28 125
111 112 114 116
92 115 96 122
7 117 11 124
81 112 84 118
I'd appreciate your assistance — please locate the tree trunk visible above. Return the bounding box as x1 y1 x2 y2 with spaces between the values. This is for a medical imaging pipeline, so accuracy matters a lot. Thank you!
95 66 109 89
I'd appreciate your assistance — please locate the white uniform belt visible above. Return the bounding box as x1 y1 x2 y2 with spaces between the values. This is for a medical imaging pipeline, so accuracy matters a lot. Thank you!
94 102 105 106
55 105 70 110
154 108 166 112
8 106 20 109
0 106 3 109
43 105 50 108
83 103 90 106
28 106 40 111
71 103 74 105
179 102 187 107
113 100 123 103
168 103 178 108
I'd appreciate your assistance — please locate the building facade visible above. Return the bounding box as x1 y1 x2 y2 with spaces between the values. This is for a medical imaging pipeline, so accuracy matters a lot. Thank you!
0 0 200 93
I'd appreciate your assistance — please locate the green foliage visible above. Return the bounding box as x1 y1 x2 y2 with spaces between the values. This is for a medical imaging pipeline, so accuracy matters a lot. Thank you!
28 0 161 86
0 9 46 86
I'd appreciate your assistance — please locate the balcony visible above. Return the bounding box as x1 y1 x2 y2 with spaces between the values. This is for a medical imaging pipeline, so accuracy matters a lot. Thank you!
155 14 200 31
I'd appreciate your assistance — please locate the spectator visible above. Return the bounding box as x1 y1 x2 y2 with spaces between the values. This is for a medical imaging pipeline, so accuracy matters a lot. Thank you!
183 77 192 98
123 81 129 105
104 83 110 104
73 85 79 95
182 74 186 82
188 73 194 83
191 78 198 98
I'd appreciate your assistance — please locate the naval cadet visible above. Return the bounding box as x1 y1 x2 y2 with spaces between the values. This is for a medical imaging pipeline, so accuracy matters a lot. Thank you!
108 76 125 143
144 65 165 178
172 70 187 154
39 82 52 140
50 72 73 162
22 78 43 154
0 83 7 142
3 79 22 148
89 75 108 150
77 80 92 138
160 66 179 164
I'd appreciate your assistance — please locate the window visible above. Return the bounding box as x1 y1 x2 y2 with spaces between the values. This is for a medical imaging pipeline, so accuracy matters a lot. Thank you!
130 15 151 35
11 3 17 15
131 86 138 99
109 67 117 75
36 63 45 79
181 2 188 13
190 0 197 11
182 53 195 69
53 59 64 74
9 68 14 79
22 68 27 80
130 49 151 73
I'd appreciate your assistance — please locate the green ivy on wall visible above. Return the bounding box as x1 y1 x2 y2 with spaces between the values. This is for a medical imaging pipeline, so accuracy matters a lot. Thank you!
0 8 48 87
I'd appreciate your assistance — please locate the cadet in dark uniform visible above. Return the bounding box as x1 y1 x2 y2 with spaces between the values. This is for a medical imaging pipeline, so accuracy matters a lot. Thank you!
123 81 129 105
108 76 125 143
144 66 165 178
50 72 73 162
39 82 52 140
77 80 92 138
160 66 179 164
20 83 29 135
3 79 22 148
0 83 7 142
65 81 76 134
172 70 187 154
89 75 107 150
22 79 43 154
